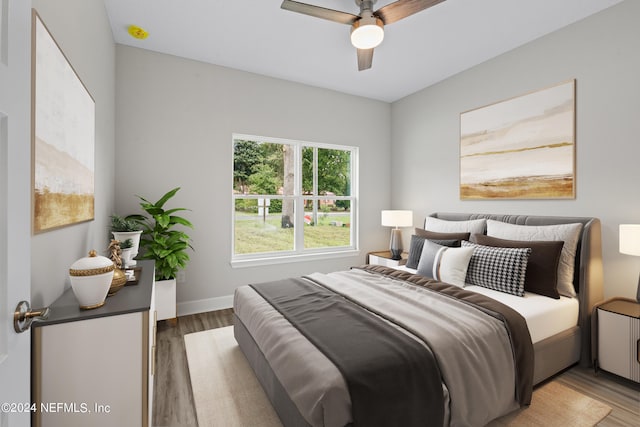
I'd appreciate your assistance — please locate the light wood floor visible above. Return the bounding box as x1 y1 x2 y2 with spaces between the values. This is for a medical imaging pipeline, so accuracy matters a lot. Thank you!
153 309 640 427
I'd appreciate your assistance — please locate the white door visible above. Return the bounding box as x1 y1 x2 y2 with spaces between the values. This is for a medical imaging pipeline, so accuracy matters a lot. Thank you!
0 1 33 426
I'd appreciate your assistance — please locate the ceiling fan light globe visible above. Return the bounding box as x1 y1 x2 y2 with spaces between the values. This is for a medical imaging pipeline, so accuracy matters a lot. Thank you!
350 18 384 49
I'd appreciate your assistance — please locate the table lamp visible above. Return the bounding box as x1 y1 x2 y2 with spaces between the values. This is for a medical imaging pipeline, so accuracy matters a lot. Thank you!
381 210 413 260
619 224 640 302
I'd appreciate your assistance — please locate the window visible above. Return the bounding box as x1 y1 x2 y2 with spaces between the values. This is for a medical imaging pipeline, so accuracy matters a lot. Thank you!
232 134 358 264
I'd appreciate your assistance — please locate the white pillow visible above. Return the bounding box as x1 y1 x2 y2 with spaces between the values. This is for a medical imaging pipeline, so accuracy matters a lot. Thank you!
486 220 583 297
417 243 474 288
424 217 486 235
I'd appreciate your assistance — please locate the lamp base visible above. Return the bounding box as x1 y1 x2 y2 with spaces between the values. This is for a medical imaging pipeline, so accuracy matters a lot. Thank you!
389 229 403 261
636 274 640 303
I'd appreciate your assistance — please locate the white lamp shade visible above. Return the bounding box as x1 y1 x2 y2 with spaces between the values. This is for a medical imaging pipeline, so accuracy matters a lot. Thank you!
381 210 413 228
620 224 640 256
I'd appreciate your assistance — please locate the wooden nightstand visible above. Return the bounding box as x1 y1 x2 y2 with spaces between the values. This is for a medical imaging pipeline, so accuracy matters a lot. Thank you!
596 298 640 383
367 250 408 268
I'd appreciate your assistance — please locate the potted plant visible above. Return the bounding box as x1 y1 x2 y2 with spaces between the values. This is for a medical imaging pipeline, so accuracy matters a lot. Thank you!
119 238 134 268
129 187 194 320
110 214 143 264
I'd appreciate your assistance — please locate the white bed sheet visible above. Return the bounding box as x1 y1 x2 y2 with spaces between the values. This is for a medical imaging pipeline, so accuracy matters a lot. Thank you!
395 265 579 344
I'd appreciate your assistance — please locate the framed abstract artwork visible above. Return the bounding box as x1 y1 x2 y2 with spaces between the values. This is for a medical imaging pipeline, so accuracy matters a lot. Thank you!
460 80 575 200
32 10 95 233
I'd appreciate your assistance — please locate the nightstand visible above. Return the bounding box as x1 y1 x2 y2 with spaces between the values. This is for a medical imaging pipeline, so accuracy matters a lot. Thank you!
596 298 640 383
367 250 408 268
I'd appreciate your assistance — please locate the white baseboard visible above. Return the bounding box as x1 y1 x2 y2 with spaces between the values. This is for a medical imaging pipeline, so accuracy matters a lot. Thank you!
177 294 234 317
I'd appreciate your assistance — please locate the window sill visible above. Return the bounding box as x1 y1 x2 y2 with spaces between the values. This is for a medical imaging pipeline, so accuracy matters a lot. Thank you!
230 249 361 268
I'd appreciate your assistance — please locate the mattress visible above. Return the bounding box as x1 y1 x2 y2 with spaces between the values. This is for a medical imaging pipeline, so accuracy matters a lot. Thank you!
395 265 579 344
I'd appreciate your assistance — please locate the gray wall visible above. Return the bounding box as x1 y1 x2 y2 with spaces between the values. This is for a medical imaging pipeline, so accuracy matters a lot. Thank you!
114 46 391 313
391 0 640 299
30 0 116 307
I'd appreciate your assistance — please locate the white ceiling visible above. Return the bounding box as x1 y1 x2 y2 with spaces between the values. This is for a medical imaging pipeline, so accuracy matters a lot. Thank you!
103 0 623 103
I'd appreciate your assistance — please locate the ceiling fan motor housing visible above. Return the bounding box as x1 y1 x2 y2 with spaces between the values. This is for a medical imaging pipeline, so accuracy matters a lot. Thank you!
357 0 377 11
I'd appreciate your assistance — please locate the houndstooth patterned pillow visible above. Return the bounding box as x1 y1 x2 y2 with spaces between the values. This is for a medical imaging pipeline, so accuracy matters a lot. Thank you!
462 241 531 297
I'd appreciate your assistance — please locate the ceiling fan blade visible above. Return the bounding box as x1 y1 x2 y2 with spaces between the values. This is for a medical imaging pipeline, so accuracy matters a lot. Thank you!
357 48 373 71
281 0 359 25
375 0 446 25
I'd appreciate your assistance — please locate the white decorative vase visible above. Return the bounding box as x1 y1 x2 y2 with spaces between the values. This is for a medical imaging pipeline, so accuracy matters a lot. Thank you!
112 230 143 263
69 250 115 309
120 248 134 268
155 278 177 320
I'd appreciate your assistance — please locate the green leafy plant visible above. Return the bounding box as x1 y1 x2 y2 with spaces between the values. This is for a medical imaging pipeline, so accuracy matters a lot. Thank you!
120 238 134 249
129 187 194 281
110 214 140 232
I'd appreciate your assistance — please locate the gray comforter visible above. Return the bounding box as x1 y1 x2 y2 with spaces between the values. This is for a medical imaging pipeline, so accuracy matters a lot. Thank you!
234 266 533 427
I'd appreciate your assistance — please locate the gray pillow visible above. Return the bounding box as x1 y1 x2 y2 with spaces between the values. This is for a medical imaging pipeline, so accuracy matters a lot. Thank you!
415 239 445 277
424 217 486 235
416 240 474 287
406 234 460 269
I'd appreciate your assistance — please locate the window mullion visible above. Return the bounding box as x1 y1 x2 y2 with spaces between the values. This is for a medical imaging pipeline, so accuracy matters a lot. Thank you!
350 148 358 250
312 147 318 226
294 143 304 252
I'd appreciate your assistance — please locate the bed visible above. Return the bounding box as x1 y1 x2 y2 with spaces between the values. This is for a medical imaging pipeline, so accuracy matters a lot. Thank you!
233 213 603 426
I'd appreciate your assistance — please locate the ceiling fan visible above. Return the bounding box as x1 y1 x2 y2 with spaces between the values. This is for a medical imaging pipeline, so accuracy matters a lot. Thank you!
281 0 446 71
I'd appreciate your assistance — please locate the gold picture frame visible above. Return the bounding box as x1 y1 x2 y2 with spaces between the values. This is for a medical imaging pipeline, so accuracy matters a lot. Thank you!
460 80 576 200
31 10 95 233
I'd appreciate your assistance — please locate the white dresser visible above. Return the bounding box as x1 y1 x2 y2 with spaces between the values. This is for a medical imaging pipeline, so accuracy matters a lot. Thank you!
32 260 156 427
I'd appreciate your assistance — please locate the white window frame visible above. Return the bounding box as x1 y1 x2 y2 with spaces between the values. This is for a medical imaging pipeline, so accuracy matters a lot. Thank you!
231 133 359 267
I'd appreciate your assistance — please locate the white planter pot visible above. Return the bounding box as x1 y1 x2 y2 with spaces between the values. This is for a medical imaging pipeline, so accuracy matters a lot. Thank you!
120 248 134 268
155 278 176 320
112 230 143 260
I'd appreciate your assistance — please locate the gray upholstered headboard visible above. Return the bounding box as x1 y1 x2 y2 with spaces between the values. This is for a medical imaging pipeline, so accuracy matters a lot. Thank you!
429 212 604 366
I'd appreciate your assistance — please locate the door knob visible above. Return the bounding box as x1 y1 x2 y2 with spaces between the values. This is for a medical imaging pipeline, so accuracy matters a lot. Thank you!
14 300 50 333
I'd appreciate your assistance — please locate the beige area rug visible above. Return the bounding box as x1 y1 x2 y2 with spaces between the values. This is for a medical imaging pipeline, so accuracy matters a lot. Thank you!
185 326 611 427
486 382 611 427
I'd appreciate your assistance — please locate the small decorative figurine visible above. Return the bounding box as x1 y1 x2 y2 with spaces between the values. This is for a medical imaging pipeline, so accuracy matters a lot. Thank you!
108 239 123 269
107 239 127 296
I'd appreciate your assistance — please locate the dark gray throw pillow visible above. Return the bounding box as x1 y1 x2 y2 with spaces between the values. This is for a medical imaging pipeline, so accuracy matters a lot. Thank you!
470 234 564 299
406 234 461 269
